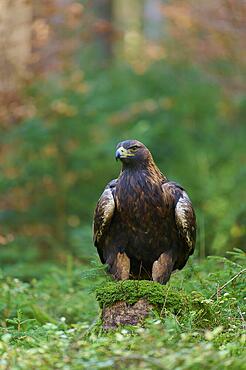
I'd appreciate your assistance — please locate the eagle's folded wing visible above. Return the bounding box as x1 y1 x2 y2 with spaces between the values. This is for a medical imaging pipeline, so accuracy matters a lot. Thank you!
175 189 196 255
162 181 196 256
93 180 116 252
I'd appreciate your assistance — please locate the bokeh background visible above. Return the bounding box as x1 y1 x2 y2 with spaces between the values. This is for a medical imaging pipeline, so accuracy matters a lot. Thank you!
0 0 245 277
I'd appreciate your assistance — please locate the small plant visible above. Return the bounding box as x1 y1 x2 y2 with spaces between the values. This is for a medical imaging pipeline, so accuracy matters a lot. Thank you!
6 310 36 332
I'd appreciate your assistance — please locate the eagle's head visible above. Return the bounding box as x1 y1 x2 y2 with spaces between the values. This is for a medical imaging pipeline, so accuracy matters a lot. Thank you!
115 140 152 168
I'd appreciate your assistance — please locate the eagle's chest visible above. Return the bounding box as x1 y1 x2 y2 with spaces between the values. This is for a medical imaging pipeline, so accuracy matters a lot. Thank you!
111 172 175 262
115 175 166 232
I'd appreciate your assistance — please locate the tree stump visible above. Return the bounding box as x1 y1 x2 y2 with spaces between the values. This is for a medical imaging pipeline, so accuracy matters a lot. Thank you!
96 280 199 330
102 299 153 330
95 280 213 331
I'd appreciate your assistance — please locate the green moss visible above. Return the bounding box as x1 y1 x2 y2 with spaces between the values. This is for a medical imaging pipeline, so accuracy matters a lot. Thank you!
95 280 212 321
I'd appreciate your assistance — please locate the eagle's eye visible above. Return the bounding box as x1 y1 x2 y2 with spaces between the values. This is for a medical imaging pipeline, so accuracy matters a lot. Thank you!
128 145 140 152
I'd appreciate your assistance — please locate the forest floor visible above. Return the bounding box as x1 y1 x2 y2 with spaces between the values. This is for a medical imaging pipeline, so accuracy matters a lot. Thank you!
0 251 245 370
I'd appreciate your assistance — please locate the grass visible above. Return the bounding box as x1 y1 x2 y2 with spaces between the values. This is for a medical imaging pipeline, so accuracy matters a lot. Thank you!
0 250 245 369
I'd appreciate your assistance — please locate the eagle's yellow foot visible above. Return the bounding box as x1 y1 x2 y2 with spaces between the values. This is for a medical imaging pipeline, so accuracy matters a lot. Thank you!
113 252 130 280
152 253 173 284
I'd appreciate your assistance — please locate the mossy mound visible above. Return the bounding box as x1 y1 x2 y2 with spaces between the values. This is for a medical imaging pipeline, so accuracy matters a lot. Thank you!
96 280 186 312
95 280 213 327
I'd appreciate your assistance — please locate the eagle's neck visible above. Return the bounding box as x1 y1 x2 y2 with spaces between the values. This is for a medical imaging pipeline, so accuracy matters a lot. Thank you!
118 160 166 195
120 160 166 183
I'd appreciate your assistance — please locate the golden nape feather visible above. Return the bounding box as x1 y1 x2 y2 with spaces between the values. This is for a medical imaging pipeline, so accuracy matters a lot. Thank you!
93 140 196 284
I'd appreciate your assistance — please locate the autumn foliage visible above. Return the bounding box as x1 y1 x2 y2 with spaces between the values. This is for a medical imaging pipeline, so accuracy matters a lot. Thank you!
0 1 245 264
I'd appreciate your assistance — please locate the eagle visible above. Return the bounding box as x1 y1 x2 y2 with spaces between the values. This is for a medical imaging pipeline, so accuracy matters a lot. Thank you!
93 140 196 284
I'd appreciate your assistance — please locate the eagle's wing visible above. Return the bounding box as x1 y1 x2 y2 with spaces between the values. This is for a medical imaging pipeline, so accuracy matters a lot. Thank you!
93 179 117 252
162 181 196 257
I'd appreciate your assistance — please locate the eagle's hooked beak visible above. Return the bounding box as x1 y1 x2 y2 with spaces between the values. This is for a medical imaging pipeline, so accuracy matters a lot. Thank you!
115 146 134 161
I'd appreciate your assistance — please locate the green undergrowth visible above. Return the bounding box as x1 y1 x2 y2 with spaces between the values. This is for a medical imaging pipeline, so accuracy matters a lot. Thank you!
0 252 245 369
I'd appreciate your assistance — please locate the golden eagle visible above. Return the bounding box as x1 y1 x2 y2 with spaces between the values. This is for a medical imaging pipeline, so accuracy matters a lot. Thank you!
93 140 196 284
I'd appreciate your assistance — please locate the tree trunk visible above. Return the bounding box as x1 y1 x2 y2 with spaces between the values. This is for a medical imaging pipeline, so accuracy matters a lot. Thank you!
144 0 164 41
0 0 32 124
93 0 113 64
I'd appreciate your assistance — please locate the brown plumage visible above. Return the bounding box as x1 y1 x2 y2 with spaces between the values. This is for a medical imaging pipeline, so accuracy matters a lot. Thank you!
93 140 196 284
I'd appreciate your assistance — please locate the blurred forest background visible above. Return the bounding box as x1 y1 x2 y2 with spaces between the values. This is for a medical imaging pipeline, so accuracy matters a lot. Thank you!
0 0 245 276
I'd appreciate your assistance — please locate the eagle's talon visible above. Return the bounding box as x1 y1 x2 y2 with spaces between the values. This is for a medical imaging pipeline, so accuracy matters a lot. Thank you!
113 252 130 280
152 253 174 284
